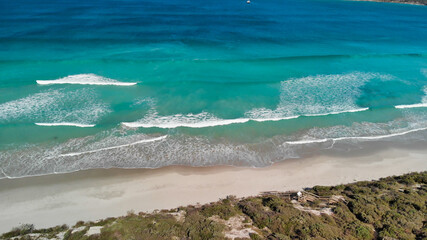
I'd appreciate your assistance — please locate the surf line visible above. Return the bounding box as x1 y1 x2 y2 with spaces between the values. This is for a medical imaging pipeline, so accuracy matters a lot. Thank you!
0 167 11 179
284 127 427 145
59 135 167 157
36 74 137 86
35 123 96 128
122 108 370 129
395 103 427 109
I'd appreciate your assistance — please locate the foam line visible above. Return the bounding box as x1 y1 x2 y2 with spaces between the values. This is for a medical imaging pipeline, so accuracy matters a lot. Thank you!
59 135 167 157
285 127 427 145
36 74 137 86
122 119 250 128
251 116 299 122
285 138 330 145
304 108 369 117
395 103 427 109
35 122 96 127
333 127 427 141
123 108 369 129
395 86 426 109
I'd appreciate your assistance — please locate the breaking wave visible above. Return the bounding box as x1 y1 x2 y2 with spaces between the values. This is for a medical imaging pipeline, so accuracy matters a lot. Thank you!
35 123 96 128
246 72 388 120
395 103 427 109
122 108 371 129
122 111 250 128
1 119 427 179
124 72 379 128
395 86 427 109
36 74 137 86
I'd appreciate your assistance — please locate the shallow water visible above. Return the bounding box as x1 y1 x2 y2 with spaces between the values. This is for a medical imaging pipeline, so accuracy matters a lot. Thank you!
0 0 426 178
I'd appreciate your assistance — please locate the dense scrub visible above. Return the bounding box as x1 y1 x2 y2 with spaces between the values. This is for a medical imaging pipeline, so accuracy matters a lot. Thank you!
2 172 426 240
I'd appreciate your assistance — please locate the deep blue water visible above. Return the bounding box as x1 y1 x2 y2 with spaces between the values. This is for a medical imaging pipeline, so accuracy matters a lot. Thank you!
0 0 426 178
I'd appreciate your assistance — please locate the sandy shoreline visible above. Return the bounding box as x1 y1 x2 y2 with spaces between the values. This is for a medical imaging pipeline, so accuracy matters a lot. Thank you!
0 147 426 233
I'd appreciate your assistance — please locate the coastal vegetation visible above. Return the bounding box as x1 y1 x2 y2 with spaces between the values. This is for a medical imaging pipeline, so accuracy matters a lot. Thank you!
2 172 426 240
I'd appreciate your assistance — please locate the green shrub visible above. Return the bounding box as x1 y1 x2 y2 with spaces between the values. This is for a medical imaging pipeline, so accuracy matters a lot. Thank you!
312 185 334 196
91 218 116 227
100 214 183 240
266 232 291 239
238 198 271 229
200 199 238 220
355 225 373 239
184 212 225 240
249 232 263 240
64 226 90 240
2 224 34 238
32 224 68 234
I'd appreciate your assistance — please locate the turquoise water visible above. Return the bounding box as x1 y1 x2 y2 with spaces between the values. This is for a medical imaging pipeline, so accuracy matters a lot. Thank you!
0 0 426 178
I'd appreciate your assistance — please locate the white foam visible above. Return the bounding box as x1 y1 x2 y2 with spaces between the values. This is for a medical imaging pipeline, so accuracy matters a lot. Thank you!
333 127 427 141
395 86 427 109
285 138 330 145
251 116 299 122
2 118 427 178
246 107 369 123
246 106 369 123
122 119 250 128
0 89 110 124
123 72 382 129
276 72 383 115
244 108 299 122
123 107 371 129
395 103 427 109
37 74 137 86
0 90 61 121
244 72 384 121
304 108 369 117
35 123 95 128
123 112 250 128
60 135 167 157
285 127 427 145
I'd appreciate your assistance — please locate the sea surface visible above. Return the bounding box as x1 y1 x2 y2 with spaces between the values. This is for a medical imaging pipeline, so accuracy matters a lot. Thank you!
0 0 426 178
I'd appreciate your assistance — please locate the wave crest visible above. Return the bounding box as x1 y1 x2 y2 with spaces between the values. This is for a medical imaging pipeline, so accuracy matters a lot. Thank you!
35 122 96 128
122 111 250 128
124 72 379 129
245 72 384 120
37 74 137 86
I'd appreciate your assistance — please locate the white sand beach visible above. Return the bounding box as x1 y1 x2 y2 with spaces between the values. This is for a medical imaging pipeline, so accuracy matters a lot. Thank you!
0 147 426 233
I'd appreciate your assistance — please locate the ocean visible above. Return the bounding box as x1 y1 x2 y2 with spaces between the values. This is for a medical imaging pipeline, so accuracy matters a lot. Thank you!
0 0 426 178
